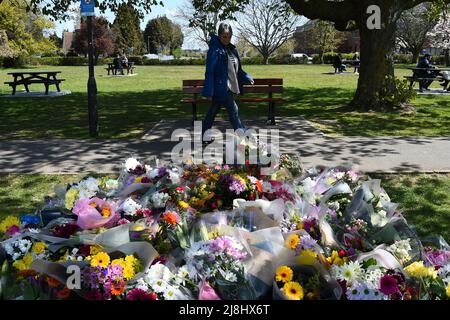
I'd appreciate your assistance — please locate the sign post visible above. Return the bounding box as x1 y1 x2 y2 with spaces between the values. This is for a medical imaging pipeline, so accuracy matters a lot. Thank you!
81 0 98 137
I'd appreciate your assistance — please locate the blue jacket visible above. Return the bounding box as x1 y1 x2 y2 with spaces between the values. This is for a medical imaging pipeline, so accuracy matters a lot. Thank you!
202 33 253 103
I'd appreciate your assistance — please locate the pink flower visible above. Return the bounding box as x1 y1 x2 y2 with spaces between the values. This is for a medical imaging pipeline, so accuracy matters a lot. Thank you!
126 289 157 300
72 198 118 230
199 281 221 300
118 218 131 225
380 275 399 295
6 225 21 236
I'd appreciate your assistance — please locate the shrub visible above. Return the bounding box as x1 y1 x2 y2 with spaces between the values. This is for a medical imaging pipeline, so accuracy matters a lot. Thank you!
128 56 144 65
2 55 29 68
241 56 263 65
376 75 416 110
394 53 413 64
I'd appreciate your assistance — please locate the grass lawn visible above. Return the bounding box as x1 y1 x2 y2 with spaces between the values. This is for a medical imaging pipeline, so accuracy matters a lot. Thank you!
0 173 448 241
1 64 449 139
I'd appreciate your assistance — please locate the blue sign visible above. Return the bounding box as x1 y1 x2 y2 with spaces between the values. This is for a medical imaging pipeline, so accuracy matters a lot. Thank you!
81 0 95 16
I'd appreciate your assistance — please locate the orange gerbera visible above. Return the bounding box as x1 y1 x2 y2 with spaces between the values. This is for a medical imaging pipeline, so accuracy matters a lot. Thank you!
16 269 38 279
111 281 126 296
162 211 179 226
47 276 61 287
256 180 263 193
57 287 71 299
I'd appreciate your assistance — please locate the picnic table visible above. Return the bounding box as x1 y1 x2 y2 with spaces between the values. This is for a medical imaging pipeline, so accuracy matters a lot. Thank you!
4 71 65 95
404 67 450 90
106 62 136 75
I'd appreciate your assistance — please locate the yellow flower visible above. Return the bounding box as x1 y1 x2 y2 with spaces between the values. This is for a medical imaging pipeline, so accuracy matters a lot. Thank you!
296 221 304 230
90 252 110 268
446 284 450 298
295 250 318 266
326 251 347 266
112 258 126 268
283 281 304 300
65 188 79 210
404 261 437 279
275 266 293 283
134 177 142 183
285 234 300 249
32 242 48 254
123 265 135 280
13 253 34 270
178 201 189 209
89 245 103 256
0 216 20 233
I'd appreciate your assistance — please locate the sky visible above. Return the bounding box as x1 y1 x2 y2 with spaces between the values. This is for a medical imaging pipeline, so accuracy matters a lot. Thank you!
52 0 204 49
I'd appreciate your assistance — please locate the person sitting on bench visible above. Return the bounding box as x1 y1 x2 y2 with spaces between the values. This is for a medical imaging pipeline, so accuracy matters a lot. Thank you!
333 54 346 73
113 54 123 75
416 54 439 91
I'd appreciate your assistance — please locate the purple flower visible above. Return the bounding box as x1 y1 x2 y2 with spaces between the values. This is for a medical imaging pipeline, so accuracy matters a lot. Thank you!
6 225 21 236
380 275 399 295
229 179 246 195
158 167 167 177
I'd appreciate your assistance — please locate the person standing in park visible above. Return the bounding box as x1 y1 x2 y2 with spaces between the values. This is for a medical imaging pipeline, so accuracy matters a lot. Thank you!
201 22 254 143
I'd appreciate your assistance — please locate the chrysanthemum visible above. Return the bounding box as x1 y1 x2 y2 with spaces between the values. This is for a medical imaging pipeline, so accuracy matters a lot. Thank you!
283 281 304 300
90 252 110 268
275 266 294 283
379 275 399 295
126 288 158 300
285 234 300 249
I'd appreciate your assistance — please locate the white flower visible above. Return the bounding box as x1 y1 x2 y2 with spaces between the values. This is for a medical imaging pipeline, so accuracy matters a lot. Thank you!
105 179 119 190
152 279 168 293
346 282 385 300
168 171 180 185
334 171 345 180
28 228 40 234
332 261 364 285
262 181 272 193
149 169 160 179
18 239 32 253
125 158 141 172
122 198 142 216
151 192 170 208
134 278 149 292
146 263 173 284
364 267 385 289
371 209 390 227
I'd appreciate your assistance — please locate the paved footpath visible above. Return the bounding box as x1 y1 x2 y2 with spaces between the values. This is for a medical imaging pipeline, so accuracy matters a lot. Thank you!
1 118 449 174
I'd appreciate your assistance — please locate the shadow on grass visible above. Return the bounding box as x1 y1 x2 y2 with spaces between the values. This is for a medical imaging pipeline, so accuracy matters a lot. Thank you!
0 86 449 139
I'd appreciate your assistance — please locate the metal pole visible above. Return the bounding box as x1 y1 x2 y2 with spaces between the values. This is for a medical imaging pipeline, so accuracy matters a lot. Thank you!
87 15 99 137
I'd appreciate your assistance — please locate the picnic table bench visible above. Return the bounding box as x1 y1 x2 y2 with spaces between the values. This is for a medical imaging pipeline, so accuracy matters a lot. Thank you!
106 62 136 75
404 67 450 89
4 71 65 95
181 78 286 125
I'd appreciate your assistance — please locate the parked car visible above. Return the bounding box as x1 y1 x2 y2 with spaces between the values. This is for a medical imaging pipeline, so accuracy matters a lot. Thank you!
289 53 313 62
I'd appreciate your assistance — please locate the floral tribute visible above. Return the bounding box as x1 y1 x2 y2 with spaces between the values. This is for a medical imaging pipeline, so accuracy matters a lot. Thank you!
0 155 449 301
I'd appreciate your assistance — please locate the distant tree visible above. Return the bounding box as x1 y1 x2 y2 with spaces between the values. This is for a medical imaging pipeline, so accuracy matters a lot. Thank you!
73 16 114 62
49 32 63 49
235 35 258 58
427 12 450 66
235 0 300 64
144 16 184 54
309 21 346 64
274 38 296 59
176 0 219 47
0 0 57 57
396 4 439 64
112 1 145 55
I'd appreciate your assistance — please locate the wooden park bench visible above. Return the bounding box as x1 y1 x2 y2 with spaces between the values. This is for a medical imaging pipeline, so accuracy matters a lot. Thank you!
106 62 136 75
181 78 286 125
404 67 450 90
4 71 65 95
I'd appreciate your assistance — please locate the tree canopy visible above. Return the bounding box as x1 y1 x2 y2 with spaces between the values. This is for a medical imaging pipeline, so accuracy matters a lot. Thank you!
144 16 183 54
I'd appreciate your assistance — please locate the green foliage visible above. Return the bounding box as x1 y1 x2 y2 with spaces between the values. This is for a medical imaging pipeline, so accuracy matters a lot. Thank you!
376 75 416 109
320 52 354 64
73 16 115 60
2 55 30 68
143 16 184 55
112 2 145 55
0 0 58 58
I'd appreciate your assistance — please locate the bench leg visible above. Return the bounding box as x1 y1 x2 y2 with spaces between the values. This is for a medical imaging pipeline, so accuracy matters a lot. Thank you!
192 103 198 125
24 84 30 93
270 103 276 125
45 84 49 95
12 85 16 95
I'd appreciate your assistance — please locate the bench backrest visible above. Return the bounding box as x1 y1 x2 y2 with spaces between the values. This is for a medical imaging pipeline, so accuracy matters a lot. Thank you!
182 78 283 94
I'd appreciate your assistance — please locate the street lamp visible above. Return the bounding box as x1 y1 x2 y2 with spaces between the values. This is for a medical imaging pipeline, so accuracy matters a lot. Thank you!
81 0 98 137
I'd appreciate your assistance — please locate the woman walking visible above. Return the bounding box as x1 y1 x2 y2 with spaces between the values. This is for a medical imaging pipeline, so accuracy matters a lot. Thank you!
202 23 254 142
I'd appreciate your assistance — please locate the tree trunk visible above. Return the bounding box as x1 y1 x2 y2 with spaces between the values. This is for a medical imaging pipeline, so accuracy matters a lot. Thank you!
411 48 421 65
351 19 397 111
262 54 269 65
445 50 450 67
